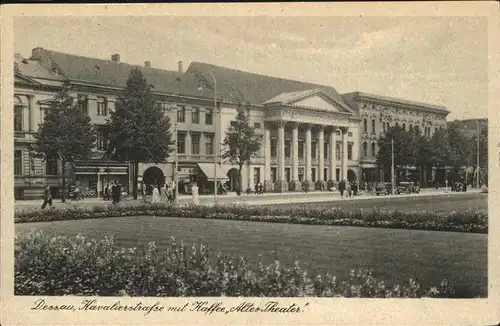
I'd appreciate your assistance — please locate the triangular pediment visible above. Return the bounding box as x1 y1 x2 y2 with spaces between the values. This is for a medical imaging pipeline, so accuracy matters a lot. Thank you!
292 95 344 112
287 90 353 113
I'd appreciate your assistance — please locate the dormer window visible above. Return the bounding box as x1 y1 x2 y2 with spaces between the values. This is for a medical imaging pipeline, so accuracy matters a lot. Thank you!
14 62 19 72
52 67 60 74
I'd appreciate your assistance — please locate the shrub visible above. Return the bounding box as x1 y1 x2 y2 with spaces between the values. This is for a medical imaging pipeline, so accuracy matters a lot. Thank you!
15 204 488 233
15 231 461 297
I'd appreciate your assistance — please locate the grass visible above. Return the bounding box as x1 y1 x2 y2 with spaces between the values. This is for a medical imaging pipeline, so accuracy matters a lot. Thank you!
16 214 488 297
262 193 487 214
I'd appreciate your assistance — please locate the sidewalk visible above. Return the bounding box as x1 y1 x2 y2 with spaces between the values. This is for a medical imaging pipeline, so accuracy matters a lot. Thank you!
14 187 482 212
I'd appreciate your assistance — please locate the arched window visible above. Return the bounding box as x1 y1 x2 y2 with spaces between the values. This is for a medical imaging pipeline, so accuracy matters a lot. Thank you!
402 123 406 131
415 125 420 134
382 122 385 132
371 142 376 158
363 119 367 133
363 142 368 158
395 122 399 128
371 119 376 133
409 124 413 131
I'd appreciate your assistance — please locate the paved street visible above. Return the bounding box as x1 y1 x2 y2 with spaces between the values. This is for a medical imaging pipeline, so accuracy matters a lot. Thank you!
15 187 483 213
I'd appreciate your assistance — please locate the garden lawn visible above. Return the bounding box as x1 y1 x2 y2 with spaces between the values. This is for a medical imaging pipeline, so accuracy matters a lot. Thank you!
16 215 488 297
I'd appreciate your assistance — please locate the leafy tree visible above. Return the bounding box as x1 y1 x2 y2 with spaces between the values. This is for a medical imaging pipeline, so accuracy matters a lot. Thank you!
32 84 97 202
376 125 417 183
106 68 173 199
429 128 451 172
446 122 471 172
222 106 261 195
469 126 488 185
413 129 433 184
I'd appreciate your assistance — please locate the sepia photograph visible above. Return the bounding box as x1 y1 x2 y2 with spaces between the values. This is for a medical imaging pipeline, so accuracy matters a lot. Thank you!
2 3 499 325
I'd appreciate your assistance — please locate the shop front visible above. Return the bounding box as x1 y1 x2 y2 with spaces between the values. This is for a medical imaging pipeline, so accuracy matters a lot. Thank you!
73 161 131 197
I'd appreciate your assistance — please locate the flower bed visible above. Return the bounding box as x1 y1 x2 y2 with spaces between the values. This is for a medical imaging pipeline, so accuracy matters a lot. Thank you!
14 204 487 233
15 231 459 297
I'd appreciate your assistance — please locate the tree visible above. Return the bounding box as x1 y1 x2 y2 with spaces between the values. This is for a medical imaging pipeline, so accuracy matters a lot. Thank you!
376 125 417 183
446 122 471 174
414 129 433 184
106 68 174 199
428 128 452 185
32 84 97 202
469 126 488 185
222 106 261 195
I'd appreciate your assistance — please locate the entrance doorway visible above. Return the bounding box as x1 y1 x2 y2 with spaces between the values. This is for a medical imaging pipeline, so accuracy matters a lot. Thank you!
143 166 165 187
347 169 357 182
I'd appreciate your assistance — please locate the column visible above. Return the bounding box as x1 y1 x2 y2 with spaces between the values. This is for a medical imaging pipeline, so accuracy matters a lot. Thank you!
341 127 348 181
247 163 252 191
291 123 300 191
185 131 192 157
305 125 313 190
317 126 325 190
329 127 337 183
277 122 287 191
264 124 273 192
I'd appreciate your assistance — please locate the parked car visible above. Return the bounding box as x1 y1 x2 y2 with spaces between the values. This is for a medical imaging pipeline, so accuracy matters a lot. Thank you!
375 182 393 196
396 181 420 194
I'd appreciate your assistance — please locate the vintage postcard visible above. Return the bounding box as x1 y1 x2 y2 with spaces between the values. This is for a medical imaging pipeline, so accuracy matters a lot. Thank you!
1 2 499 325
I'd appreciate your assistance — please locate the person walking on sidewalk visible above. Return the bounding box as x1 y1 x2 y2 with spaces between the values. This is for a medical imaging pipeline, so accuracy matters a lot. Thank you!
191 182 200 205
338 180 345 197
41 185 53 209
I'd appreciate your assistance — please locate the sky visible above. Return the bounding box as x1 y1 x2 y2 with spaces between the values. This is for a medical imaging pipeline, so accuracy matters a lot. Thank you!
14 16 488 121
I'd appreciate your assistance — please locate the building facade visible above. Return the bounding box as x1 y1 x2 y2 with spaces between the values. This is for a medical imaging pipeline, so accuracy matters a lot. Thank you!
14 48 450 199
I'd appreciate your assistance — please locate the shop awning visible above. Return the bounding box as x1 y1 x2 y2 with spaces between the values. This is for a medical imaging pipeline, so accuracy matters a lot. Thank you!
197 163 229 181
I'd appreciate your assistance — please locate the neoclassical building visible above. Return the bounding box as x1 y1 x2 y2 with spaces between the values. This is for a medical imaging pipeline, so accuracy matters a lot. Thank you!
13 47 449 199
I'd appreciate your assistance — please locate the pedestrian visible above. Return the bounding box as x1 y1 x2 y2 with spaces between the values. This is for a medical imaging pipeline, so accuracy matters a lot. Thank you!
151 184 160 204
254 182 259 195
339 180 345 197
191 182 200 205
142 183 148 203
259 183 263 194
160 183 167 203
346 182 352 198
463 180 467 193
41 185 53 209
104 184 110 200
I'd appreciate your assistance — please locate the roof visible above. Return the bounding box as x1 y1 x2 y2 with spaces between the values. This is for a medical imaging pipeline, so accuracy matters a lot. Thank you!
31 48 214 98
185 62 352 108
343 91 448 113
14 53 64 81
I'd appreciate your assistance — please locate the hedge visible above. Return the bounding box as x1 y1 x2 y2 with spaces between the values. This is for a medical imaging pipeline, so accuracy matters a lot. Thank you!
15 203 488 234
15 231 459 297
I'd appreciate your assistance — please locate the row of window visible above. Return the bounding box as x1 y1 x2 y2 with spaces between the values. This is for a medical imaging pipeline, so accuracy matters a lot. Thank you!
270 140 353 160
362 142 377 158
13 150 58 176
177 132 214 155
268 167 338 183
176 106 213 125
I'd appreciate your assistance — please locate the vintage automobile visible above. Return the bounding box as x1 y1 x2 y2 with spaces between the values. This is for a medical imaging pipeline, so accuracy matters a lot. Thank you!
396 181 420 194
375 182 393 196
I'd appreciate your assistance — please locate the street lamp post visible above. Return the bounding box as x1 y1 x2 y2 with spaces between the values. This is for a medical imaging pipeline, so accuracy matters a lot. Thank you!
391 138 395 195
476 120 480 188
202 71 218 205
174 122 179 206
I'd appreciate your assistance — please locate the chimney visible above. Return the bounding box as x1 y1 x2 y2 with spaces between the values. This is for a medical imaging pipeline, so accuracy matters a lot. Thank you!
144 61 151 67
178 61 183 74
111 54 120 63
31 47 44 60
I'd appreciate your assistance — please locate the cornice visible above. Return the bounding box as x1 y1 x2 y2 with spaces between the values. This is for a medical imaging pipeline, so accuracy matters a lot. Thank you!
356 96 449 116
